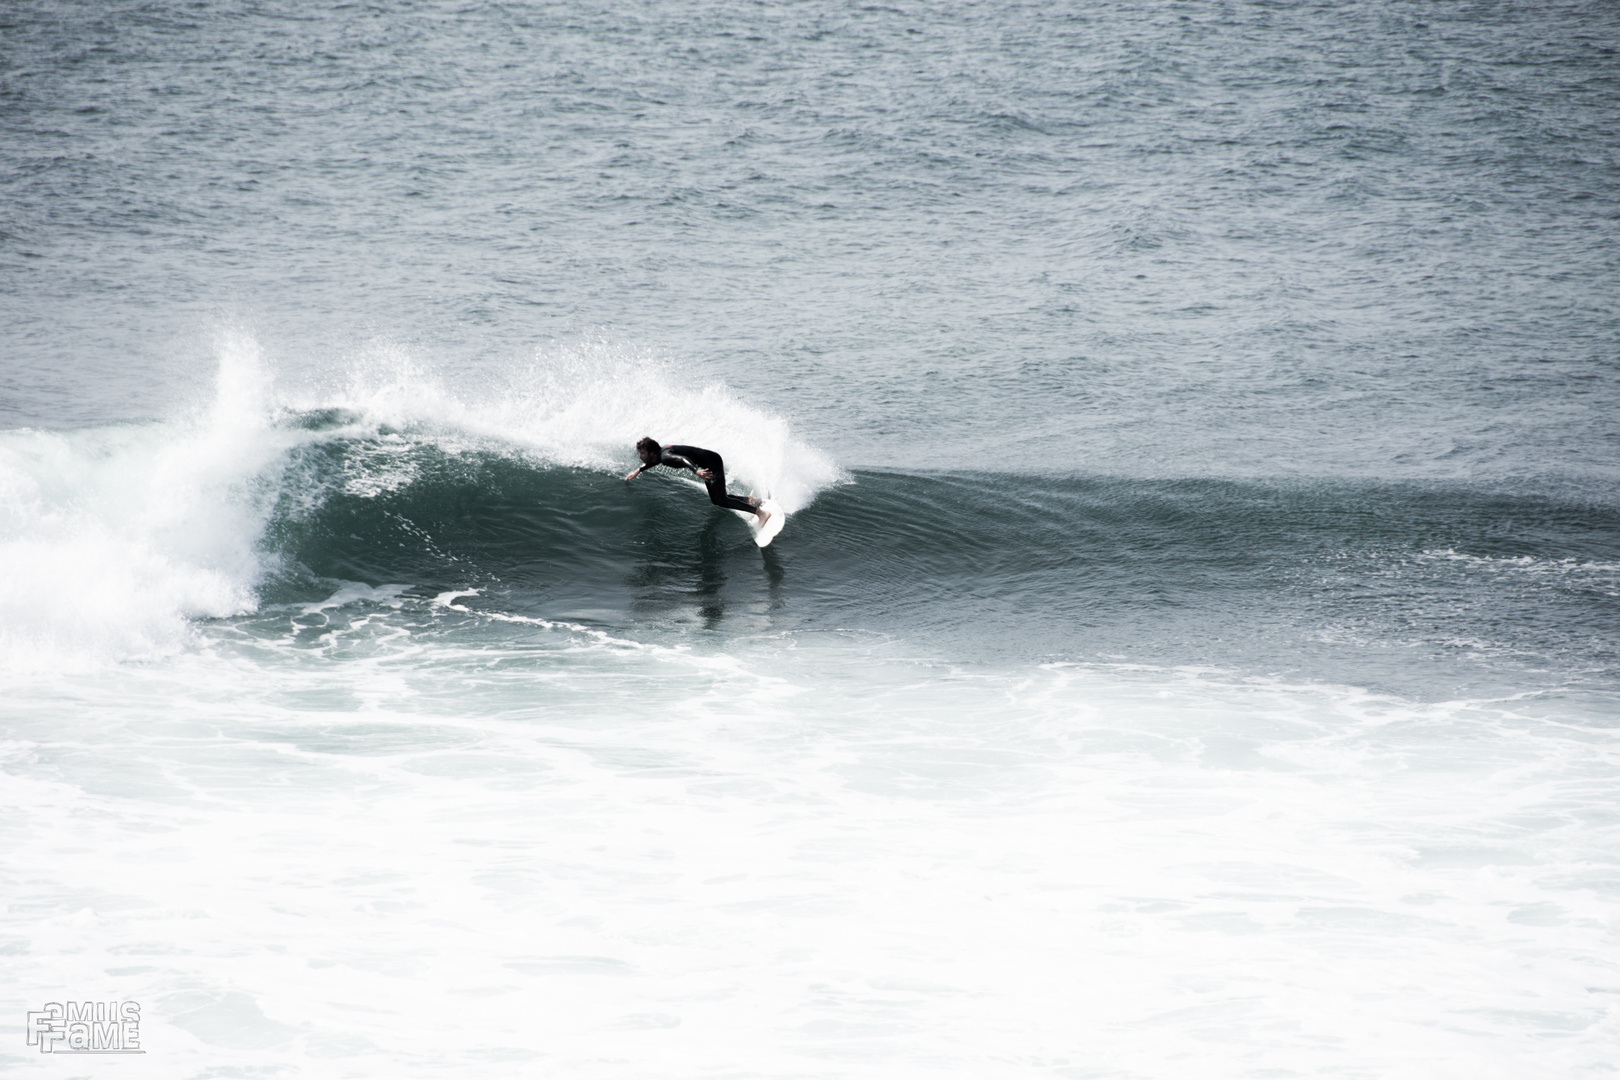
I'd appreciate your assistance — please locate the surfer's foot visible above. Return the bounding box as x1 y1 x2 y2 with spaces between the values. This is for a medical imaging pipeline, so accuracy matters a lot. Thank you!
756 508 771 526
747 495 762 507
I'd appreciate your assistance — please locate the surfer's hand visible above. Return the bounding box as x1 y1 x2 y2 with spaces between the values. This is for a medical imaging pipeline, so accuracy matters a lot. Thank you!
695 467 715 481
624 467 640 481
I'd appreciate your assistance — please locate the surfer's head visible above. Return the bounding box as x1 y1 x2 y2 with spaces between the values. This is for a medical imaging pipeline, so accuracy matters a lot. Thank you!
635 437 661 465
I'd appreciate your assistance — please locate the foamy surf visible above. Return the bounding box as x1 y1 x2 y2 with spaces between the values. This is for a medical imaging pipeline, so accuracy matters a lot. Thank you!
0 335 283 669
3 627 1615 1078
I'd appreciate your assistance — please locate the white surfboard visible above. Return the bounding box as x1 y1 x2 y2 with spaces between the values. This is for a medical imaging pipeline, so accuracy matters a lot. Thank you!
745 498 786 548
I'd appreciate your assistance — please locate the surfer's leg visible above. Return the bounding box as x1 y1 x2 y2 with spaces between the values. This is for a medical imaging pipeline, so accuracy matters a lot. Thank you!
706 476 764 517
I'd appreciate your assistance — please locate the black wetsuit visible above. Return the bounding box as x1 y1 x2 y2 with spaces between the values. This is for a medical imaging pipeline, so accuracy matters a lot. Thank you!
657 445 756 515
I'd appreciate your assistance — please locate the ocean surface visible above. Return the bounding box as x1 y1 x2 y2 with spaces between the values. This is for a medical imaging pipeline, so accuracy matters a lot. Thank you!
4 2 1619 1076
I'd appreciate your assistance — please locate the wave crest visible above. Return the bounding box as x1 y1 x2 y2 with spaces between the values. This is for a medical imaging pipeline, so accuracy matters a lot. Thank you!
0 332 845 668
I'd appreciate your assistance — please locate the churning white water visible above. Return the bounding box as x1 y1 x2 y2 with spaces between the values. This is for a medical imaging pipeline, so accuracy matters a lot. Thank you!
7 614 1618 1076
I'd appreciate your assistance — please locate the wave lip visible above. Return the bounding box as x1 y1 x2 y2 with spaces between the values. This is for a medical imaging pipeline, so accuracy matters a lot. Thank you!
284 336 847 514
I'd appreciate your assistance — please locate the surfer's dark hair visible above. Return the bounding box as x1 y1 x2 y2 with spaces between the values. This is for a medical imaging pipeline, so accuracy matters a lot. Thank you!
636 437 661 457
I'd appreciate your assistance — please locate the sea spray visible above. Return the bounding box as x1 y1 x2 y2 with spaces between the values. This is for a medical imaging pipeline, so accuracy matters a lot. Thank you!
287 334 846 513
0 335 282 669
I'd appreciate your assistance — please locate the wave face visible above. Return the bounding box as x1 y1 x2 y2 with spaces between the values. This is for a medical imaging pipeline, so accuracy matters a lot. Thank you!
268 444 1620 697
8 344 1615 703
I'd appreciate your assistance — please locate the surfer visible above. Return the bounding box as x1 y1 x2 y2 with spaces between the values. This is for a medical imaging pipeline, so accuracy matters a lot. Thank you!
624 438 771 528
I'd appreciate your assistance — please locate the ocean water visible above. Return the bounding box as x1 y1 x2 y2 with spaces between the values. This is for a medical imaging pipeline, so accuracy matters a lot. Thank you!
3 2 1619 1076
